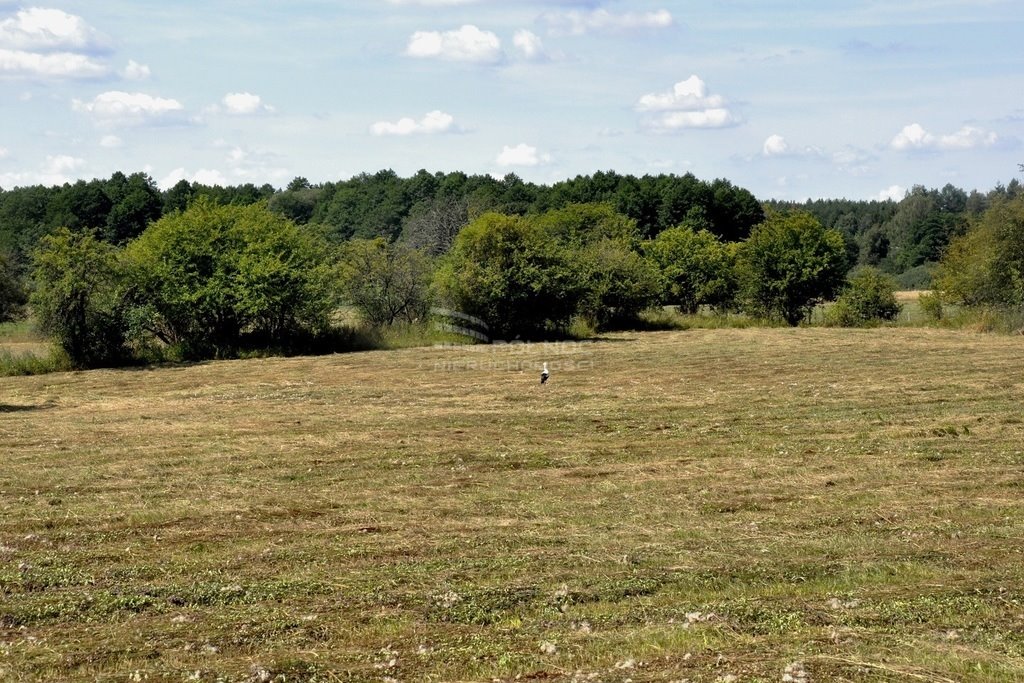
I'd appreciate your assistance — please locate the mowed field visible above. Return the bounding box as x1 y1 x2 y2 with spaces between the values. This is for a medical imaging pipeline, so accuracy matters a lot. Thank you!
2 328 1023 682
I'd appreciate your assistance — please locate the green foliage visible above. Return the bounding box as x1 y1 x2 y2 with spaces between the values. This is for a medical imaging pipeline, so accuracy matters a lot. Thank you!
339 238 433 326
645 225 737 313
737 211 848 325
895 263 935 290
577 239 662 329
918 291 944 321
934 195 1024 308
435 213 587 339
825 267 902 327
0 251 28 322
0 346 71 376
123 199 337 359
30 228 129 368
534 202 640 246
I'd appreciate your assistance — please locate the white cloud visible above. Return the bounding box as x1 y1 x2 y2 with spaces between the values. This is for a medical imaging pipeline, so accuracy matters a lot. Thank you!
0 47 107 78
388 0 477 4
496 143 551 167
99 134 122 148
543 8 673 36
405 25 502 64
223 144 290 183
0 146 8 159
121 59 150 80
636 75 724 112
73 91 185 125
0 7 107 52
370 110 457 136
761 134 827 159
221 91 273 115
655 109 739 130
891 122 998 151
878 184 906 201
637 76 739 132
937 125 999 149
763 134 790 156
513 30 546 61
0 153 86 188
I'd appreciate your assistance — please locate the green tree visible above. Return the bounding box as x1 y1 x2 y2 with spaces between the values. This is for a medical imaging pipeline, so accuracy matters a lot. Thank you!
577 238 662 328
0 251 28 322
934 195 1024 307
645 224 737 313
434 213 586 339
825 266 902 327
31 228 127 368
102 172 163 244
339 238 433 326
123 199 337 358
737 212 848 325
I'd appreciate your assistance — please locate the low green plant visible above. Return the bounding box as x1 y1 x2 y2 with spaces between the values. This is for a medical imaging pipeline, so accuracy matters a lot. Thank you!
824 267 902 327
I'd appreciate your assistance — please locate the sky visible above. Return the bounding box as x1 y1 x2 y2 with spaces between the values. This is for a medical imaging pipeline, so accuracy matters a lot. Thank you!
0 0 1022 201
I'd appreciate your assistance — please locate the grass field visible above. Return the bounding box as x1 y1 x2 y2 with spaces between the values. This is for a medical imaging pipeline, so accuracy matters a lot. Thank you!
2 327 1023 682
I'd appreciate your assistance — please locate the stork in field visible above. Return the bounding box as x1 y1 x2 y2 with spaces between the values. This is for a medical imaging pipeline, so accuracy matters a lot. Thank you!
540 362 550 384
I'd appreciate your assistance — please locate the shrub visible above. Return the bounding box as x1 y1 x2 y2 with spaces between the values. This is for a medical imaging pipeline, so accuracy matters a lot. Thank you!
339 238 434 327
737 212 848 325
434 213 587 339
645 226 737 313
30 228 129 368
123 199 338 359
825 267 902 327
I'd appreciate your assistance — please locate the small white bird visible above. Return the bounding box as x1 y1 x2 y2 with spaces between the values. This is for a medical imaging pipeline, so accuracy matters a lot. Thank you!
540 362 549 384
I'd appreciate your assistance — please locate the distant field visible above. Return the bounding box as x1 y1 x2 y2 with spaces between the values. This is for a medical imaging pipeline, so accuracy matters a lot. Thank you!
2 328 1023 681
0 320 49 359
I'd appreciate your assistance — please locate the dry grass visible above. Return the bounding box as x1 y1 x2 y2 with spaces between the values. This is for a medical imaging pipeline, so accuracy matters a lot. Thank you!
2 328 1023 682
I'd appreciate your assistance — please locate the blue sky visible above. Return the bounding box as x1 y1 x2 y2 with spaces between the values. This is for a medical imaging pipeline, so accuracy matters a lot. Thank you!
0 0 1021 200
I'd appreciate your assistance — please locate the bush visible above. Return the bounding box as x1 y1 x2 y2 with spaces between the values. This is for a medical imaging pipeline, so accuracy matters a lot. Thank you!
31 228 129 368
339 238 433 326
645 226 736 313
0 251 28 323
934 195 1024 307
918 291 944 321
737 211 848 325
576 239 662 329
434 213 587 339
825 267 902 327
123 199 338 359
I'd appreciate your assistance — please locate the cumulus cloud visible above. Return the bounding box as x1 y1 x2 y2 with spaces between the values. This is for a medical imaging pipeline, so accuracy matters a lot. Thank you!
496 143 551 167
73 91 185 126
121 59 150 80
763 134 789 156
220 92 274 115
405 25 502 64
0 7 108 53
761 134 826 158
370 110 457 136
542 8 673 36
878 184 906 201
513 30 547 61
637 75 739 132
0 47 107 78
0 7 112 79
0 153 86 188
636 75 724 112
891 123 998 151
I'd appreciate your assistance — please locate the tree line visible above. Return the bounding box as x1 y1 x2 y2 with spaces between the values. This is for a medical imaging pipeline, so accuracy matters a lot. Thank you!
3 168 1024 369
